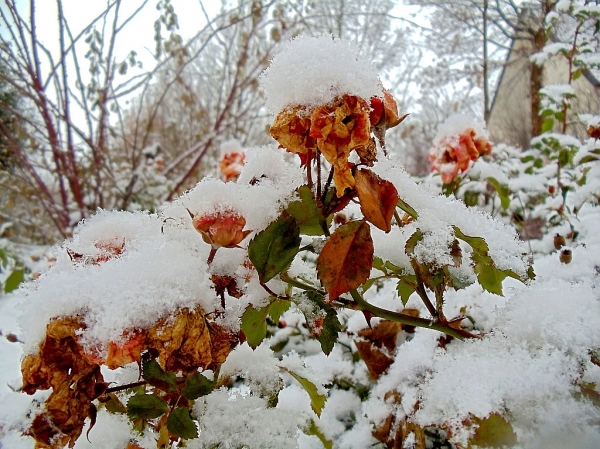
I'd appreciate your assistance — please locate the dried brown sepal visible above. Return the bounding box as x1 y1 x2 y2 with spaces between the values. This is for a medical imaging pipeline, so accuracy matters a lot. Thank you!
66 240 125 266
211 274 243 299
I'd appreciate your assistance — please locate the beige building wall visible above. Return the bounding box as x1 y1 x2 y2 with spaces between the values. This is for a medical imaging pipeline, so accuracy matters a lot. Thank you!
488 38 600 149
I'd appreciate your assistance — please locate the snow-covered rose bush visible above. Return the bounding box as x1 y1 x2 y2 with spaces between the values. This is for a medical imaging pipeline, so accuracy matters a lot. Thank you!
2 33 599 449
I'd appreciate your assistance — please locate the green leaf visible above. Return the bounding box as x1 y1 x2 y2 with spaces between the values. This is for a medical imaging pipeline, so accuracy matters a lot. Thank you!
541 118 554 133
469 413 517 448
463 191 480 207
486 177 511 210
317 309 342 355
304 419 333 449
397 198 418 219
248 212 301 283
579 154 600 164
269 299 291 324
361 277 378 293
283 369 327 417
4 269 24 293
452 226 489 254
127 394 168 420
397 278 415 306
372 256 387 274
182 372 214 400
453 226 505 295
142 360 177 393
405 229 423 255
474 264 510 296
287 185 328 235
573 68 582 80
103 393 127 414
241 304 270 349
167 407 198 440
558 148 572 167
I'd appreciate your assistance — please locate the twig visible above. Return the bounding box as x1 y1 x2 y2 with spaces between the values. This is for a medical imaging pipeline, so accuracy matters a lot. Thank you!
349 290 477 340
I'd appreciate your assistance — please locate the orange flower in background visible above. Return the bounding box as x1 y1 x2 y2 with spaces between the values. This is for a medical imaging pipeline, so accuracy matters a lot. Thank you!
429 128 492 184
189 210 252 248
220 151 245 181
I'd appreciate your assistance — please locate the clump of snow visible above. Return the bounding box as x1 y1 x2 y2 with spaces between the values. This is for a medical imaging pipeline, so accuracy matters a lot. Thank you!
220 342 283 399
260 35 381 113
578 113 600 128
17 210 219 355
191 389 304 448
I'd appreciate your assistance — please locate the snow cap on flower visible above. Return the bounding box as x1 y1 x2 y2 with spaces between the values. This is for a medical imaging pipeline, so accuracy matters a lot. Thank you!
429 114 492 184
260 35 381 114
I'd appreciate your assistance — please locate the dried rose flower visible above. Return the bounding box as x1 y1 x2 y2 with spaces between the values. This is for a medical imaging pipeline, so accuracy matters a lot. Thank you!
429 128 492 184
220 151 245 181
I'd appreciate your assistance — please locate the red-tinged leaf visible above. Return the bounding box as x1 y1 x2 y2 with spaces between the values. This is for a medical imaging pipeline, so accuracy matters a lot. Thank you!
355 169 399 233
316 220 374 301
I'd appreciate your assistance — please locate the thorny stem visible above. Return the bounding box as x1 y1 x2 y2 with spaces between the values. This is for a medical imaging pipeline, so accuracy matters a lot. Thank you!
280 272 323 293
316 149 322 203
307 151 313 190
321 166 334 205
349 290 476 340
105 380 147 394
410 260 438 320
260 282 289 300
393 210 403 227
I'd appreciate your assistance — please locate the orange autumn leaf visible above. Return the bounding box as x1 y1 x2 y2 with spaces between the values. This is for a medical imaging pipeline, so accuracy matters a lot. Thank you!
354 168 399 233
316 220 374 301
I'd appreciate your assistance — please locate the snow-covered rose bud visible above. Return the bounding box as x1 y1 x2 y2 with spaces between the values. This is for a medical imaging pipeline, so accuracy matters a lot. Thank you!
189 210 252 249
